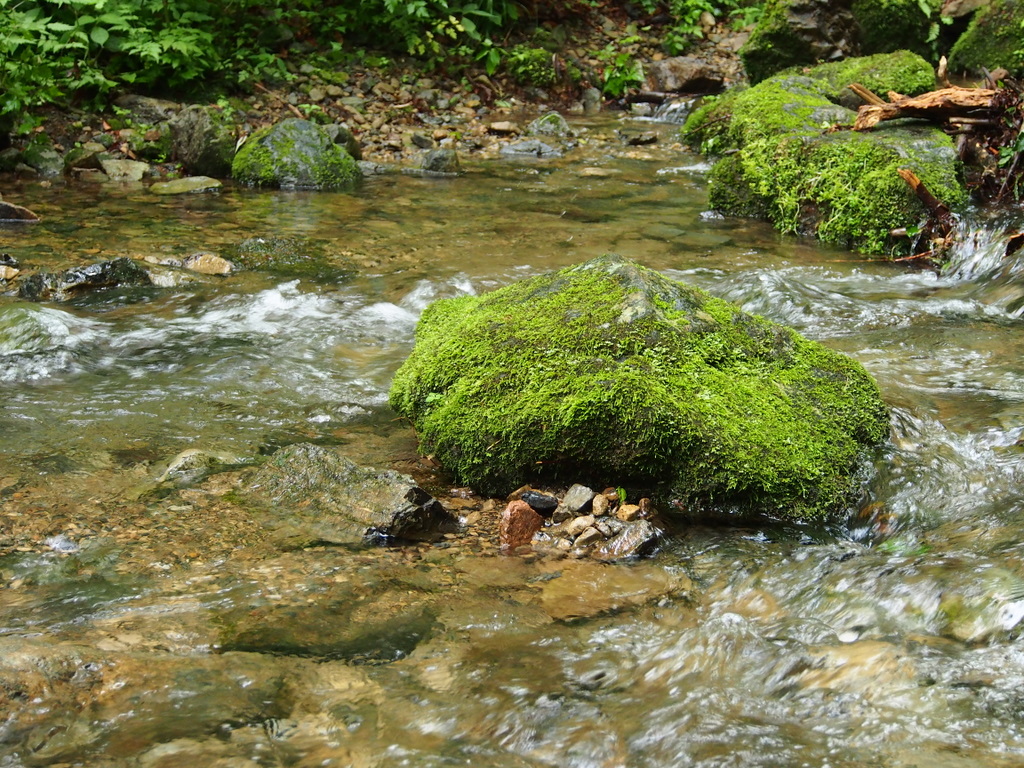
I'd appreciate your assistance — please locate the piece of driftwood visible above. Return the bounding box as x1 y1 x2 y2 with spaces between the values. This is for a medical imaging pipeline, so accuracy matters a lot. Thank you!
853 86 999 131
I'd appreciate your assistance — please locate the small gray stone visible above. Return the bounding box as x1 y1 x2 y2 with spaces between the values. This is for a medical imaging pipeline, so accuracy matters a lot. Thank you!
562 483 595 514
526 112 571 138
499 139 562 158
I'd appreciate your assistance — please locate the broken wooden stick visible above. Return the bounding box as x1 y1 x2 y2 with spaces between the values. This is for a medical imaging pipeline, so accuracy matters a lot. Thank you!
854 86 999 131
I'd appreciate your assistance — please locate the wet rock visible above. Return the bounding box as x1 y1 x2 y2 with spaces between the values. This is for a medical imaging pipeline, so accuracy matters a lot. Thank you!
232 118 359 190
0 201 39 221
646 56 727 93
574 526 605 547
526 112 572 138
500 499 544 550
149 176 223 195
99 157 149 182
592 493 610 517
18 257 153 302
421 148 461 174
411 132 435 149
499 139 563 158
391 254 889 519
169 105 237 178
521 489 559 515
620 130 658 146
157 448 235 485
244 442 459 547
322 122 362 160
0 265 19 282
595 519 661 560
583 87 603 114
181 252 234 275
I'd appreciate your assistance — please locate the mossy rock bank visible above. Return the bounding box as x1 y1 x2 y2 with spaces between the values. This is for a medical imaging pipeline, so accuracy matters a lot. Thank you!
390 255 890 520
682 54 965 255
232 118 359 190
949 0 1024 77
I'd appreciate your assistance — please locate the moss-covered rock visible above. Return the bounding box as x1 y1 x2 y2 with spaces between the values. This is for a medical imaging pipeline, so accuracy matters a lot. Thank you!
170 105 237 178
390 254 890 520
851 0 942 60
739 0 861 85
682 55 963 255
949 0 1024 77
231 118 359 190
741 0 945 82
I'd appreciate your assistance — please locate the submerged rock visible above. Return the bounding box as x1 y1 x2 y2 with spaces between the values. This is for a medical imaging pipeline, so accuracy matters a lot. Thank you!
390 254 889 520
232 118 359 189
149 176 222 195
227 235 350 279
18 257 153 302
244 442 459 547
500 139 563 158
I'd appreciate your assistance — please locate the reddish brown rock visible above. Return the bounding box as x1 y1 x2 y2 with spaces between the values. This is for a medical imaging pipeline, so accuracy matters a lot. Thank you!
499 499 543 551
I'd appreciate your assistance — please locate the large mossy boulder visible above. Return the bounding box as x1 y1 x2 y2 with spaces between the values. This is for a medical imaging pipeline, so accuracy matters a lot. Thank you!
949 0 1024 77
390 255 890 520
741 0 944 83
682 53 965 255
231 118 359 189
739 0 861 85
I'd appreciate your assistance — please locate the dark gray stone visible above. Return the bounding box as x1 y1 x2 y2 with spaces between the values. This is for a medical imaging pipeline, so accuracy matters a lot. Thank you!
18 258 152 302
169 105 237 178
562 483 595 515
245 443 459 547
421 148 460 174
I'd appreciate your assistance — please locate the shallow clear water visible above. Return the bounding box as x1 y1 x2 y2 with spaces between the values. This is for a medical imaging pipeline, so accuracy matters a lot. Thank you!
3 117 1024 767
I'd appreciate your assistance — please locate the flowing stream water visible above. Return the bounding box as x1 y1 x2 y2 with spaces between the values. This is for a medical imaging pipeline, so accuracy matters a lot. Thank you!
3 115 1024 767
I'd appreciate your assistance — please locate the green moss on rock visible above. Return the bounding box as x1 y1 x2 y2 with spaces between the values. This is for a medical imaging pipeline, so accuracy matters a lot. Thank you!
390 254 890 520
232 118 359 190
949 0 1024 77
686 57 963 255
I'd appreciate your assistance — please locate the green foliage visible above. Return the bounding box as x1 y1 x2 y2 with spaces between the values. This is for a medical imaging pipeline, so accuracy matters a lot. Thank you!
506 45 557 87
0 0 522 127
595 34 644 97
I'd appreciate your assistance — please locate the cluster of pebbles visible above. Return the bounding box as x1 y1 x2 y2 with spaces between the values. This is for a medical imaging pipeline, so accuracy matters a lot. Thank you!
499 483 662 560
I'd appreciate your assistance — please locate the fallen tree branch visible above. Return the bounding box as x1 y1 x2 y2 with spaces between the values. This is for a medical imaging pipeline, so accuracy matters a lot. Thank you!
854 86 999 131
849 82 886 106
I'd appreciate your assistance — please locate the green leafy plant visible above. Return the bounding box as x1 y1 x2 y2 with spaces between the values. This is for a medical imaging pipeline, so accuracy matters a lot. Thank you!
595 36 644 97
